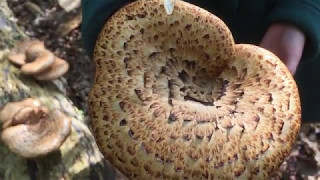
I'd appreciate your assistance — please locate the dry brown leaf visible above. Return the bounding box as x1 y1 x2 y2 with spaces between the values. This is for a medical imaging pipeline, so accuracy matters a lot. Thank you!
57 12 82 36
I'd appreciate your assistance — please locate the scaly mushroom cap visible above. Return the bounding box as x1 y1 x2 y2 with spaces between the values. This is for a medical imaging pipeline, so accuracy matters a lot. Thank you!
88 0 301 179
0 99 72 158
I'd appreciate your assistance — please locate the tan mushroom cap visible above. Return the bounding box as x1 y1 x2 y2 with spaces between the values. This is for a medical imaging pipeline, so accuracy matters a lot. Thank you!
33 57 69 81
7 53 27 66
21 50 55 75
0 98 40 129
6 39 69 80
88 0 301 179
25 40 46 61
7 39 43 66
0 99 72 158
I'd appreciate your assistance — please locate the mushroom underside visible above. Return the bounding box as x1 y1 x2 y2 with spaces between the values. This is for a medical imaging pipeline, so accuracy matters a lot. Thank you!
89 0 301 179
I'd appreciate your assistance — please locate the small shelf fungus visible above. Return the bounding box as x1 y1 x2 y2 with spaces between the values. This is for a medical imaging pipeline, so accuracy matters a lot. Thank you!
88 0 301 179
7 39 69 81
0 98 72 158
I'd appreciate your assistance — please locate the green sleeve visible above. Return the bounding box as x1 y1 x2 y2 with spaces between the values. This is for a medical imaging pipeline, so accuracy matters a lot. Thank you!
81 0 133 57
264 0 320 62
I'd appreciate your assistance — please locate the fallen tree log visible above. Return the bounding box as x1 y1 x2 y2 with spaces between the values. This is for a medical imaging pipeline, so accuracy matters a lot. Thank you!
0 1 116 179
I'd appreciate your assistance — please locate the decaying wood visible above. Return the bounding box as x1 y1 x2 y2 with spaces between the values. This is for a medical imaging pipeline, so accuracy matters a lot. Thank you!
0 1 116 179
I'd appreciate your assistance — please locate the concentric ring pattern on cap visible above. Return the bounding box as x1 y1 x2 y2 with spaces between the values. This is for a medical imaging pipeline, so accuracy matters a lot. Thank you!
88 0 301 179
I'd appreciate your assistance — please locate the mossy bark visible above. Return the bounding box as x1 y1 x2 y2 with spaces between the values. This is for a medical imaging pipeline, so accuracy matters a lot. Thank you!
0 1 115 179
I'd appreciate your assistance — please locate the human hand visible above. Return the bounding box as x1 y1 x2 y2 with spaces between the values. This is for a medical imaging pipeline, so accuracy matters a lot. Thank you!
260 23 305 75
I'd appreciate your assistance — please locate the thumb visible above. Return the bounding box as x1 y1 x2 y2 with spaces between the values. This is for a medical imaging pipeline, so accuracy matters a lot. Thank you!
260 23 305 74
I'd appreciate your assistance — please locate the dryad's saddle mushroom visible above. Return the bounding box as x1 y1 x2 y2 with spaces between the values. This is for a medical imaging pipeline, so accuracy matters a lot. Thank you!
0 98 71 158
7 39 69 81
88 0 301 179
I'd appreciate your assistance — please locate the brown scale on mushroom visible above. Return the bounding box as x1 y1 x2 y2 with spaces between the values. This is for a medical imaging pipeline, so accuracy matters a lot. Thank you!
0 98 71 158
88 0 301 179
7 39 69 81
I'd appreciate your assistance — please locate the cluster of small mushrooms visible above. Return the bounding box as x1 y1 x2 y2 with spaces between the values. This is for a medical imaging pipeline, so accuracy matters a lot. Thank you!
7 39 69 81
0 39 71 158
89 0 301 179
0 98 71 158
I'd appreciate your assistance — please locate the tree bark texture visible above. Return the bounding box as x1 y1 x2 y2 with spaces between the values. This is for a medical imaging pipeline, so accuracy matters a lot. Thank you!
0 0 115 179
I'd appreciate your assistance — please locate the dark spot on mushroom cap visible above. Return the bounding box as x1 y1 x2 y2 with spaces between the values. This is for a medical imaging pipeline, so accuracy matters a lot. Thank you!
119 119 127 126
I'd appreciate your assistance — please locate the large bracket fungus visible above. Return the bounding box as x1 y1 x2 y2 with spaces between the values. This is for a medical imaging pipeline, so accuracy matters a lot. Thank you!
0 98 72 158
88 0 301 179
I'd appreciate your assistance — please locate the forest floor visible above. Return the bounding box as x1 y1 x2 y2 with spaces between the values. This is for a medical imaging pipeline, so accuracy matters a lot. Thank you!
7 0 320 179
